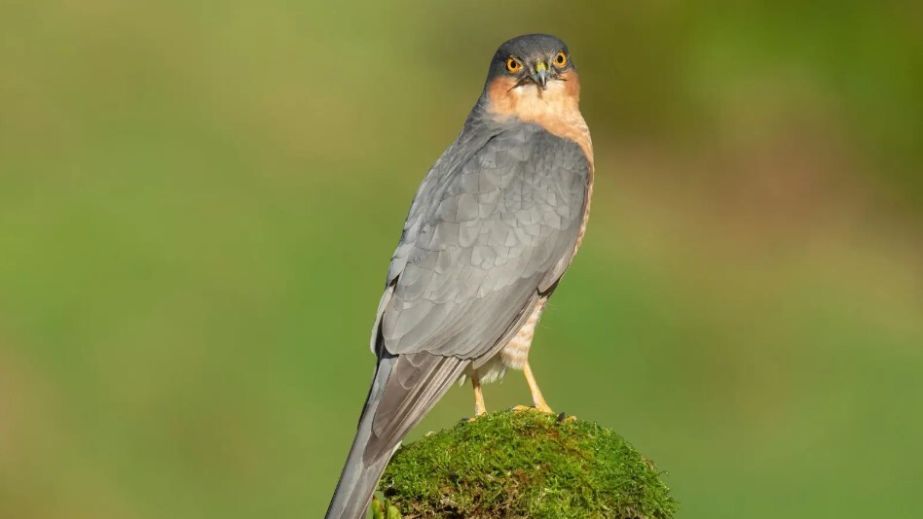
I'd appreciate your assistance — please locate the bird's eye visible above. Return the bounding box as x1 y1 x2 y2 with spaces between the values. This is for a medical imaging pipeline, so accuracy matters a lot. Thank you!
505 57 523 74
553 51 568 68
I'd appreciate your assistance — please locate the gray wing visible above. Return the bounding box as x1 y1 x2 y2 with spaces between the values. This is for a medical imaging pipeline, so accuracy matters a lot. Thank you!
363 123 590 456
378 124 590 358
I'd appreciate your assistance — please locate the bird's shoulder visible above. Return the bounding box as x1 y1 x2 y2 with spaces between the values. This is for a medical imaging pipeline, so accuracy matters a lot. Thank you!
386 120 589 284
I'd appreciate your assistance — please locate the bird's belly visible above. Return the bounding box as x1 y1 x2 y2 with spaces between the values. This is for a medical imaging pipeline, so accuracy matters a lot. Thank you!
473 299 547 384
500 300 546 369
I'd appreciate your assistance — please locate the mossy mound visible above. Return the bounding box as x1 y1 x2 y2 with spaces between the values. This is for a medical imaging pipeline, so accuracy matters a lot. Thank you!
375 409 676 518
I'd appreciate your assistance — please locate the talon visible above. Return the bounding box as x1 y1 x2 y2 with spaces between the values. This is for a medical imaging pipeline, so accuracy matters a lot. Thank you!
523 362 554 413
512 404 555 414
534 402 554 414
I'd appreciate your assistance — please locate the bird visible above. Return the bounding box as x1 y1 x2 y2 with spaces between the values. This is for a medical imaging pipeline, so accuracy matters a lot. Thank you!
325 33 594 519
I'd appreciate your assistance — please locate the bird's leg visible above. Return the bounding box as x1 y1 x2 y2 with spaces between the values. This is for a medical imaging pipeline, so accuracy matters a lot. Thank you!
523 361 553 414
471 371 487 417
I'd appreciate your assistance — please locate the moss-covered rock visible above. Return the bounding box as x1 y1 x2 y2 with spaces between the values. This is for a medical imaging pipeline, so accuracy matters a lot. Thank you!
375 409 676 518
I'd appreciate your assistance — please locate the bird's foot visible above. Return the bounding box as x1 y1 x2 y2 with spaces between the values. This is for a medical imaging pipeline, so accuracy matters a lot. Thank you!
512 404 554 414
467 408 487 423
469 373 487 421
557 412 577 423
512 405 577 423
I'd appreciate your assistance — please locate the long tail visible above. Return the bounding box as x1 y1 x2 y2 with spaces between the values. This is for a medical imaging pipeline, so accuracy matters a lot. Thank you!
325 354 468 519
323 404 391 519
325 358 394 519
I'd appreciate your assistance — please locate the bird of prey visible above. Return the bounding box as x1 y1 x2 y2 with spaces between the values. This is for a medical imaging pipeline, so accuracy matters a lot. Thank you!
325 33 594 519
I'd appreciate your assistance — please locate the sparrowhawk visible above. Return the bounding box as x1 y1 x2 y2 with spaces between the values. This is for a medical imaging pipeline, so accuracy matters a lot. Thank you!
325 33 594 519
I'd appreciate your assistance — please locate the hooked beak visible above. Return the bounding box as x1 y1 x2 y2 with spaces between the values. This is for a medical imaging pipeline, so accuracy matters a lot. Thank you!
531 61 549 89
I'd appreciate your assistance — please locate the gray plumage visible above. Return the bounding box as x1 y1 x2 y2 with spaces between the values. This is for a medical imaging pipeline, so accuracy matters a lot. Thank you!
325 34 591 519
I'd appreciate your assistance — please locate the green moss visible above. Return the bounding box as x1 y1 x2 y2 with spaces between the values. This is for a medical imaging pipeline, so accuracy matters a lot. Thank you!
377 410 676 518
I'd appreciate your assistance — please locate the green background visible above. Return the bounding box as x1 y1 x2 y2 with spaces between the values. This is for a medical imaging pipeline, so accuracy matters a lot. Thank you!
2 2 921 518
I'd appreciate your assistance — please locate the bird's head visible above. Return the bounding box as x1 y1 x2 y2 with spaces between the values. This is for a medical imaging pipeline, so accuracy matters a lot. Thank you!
482 34 582 121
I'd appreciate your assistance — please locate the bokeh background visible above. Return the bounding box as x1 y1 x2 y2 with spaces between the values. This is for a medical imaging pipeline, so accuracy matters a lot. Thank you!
2 2 922 518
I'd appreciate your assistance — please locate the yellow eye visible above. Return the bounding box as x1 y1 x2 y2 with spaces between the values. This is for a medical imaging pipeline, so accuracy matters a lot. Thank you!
553 51 568 68
505 57 522 74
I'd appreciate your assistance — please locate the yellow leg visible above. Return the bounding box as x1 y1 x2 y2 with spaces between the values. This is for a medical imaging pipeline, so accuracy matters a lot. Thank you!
523 361 553 414
471 371 487 417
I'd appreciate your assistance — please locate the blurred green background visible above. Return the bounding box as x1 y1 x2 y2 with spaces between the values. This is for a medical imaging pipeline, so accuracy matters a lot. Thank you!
2 1 922 518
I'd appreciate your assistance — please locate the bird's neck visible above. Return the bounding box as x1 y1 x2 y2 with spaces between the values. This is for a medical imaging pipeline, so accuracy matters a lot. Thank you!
482 73 593 169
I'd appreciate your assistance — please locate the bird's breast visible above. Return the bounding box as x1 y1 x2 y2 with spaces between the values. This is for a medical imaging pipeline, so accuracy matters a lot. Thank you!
485 73 594 171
